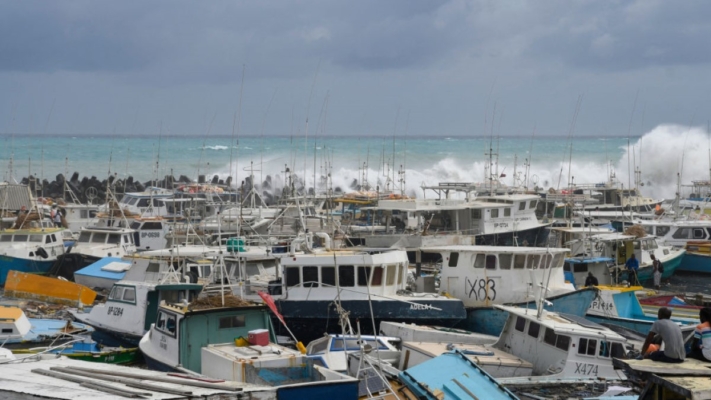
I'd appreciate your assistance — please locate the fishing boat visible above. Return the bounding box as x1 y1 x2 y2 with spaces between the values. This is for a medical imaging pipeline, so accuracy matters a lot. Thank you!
73 256 132 290
70 258 203 346
270 246 466 344
358 191 551 249
566 233 685 284
399 350 520 400
421 245 601 336
638 294 704 322
680 240 711 273
0 306 94 349
0 227 67 285
305 334 401 372
379 320 498 344
12 339 139 364
585 286 697 336
49 226 137 280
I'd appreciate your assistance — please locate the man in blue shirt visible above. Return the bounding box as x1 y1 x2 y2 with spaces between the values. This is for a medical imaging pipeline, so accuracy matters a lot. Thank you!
625 254 639 285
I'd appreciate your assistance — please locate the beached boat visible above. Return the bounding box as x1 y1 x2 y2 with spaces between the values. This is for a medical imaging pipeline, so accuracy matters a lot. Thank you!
270 247 466 344
49 226 137 280
3 270 96 307
12 339 139 364
305 334 401 372
566 233 685 284
585 286 697 336
0 227 67 285
0 306 94 349
681 240 711 273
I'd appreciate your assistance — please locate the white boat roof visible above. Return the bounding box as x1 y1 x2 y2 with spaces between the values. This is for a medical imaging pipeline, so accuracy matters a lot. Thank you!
496 305 627 342
589 233 641 241
420 245 569 254
160 198 207 203
281 249 408 266
549 227 615 233
402 341 532 368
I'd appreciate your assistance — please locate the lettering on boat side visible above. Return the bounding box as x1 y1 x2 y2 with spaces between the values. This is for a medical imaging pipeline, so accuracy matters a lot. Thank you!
465 278 496 301
410 303 434 310
494 222 509 228
107 306 124 316
574 362 599 376
589 300 613 311
141 232 161 238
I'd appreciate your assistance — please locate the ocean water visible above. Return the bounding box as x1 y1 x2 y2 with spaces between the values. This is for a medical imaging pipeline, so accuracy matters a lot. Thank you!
1 124 708 199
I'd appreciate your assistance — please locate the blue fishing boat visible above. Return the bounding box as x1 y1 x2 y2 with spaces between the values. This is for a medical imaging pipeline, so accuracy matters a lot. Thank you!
0 228 67 285
399 349 519 400
460 287 599 336
585 286 697 336
0 306 94 349
679 241 711 273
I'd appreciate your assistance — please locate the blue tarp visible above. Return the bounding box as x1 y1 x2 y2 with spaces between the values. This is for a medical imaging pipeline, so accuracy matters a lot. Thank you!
74 257 129 281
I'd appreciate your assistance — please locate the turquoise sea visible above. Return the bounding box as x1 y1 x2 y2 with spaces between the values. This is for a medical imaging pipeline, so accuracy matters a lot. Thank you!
1 123 709 199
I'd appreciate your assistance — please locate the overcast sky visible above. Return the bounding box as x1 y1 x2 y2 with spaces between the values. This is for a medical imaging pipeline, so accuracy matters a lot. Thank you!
1 0 709 137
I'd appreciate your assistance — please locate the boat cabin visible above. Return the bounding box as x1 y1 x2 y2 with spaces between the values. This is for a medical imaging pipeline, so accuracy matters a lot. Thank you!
493 305 628 380
0 306 31 339
422 245 573 307
0 228 66 257
563 256 616 287
116 189 174 217
306 334 400 372
74 227 137 258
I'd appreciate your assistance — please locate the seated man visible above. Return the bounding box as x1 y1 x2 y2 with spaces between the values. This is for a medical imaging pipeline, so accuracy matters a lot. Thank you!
688 307 711 362
642 307 685 363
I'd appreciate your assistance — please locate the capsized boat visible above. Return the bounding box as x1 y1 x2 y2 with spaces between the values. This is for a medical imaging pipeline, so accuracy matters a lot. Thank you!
12 338 139 364
0 306 93 349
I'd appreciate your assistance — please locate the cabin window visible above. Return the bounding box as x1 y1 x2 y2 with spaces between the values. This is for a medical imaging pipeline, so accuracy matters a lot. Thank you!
529 200 537 209
515 316 526 332
490 209 499 218
552 253 564 269
610 342 626 359
122 287 136 302
308 338 330 355
107 234 121 244
672 228 691 239
109 286 125 300
486 255 497 270
147 262 161 273
92 232 107 243
527 254 541 269
513 254 526 269
695 229 706 239
500 208 509 218
80 210 88 218
46 235 52 244
499 254 512 270
519 202 526 211
285 267 301 287
542 254 552 269
556 334 571 350
471 209 481 220
1 328 12 333
137 199 150 207
642 226 654 235
544 328 557 346
357 266 372 286
386 265 397 285
339 265 355 287
397 265 404 284
527 321 540 338
130 222 141 230
321 267 336 287
127 198 138 205
13 234 28 242
0 235 10 242
573 263 588 273
657 226 670 236
332 338 362 351
156 311 177 336
564 262 571 272
371 266 384 286
473 254 485 269
303 266 319 288
143 222 163 230
449 252 459 267
641 240 649 250
578 338 597 356
51 234 57 242
29 235 42 242
219 315 246 329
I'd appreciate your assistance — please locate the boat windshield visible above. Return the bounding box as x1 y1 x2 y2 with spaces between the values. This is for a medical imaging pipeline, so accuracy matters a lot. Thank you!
78 232 92 243
28 235 43 242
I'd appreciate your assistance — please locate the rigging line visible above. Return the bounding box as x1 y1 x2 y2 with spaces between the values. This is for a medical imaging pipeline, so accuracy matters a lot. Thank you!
231 64 246 187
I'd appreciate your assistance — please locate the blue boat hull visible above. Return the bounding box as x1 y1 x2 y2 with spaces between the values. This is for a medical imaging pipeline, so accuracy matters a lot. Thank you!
273 299 466 344
678 252 711 273
459 287 598 336
0 255 55 285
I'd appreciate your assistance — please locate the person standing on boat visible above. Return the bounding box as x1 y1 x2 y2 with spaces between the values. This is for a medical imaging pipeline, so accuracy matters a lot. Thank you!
642 307 685 363
689 307 711 362
53 207 62 227
651 254 663 290
585 272 598 287
625 254 640 286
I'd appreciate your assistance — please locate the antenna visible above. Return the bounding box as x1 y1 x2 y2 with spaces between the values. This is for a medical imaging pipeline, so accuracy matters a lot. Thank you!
230 64 245 189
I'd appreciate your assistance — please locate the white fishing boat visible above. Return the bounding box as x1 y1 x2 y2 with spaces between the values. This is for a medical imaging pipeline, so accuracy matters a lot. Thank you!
0 227 66 285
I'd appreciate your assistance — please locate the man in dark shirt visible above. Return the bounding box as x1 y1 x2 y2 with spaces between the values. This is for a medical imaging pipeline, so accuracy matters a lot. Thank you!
585 272 599 287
